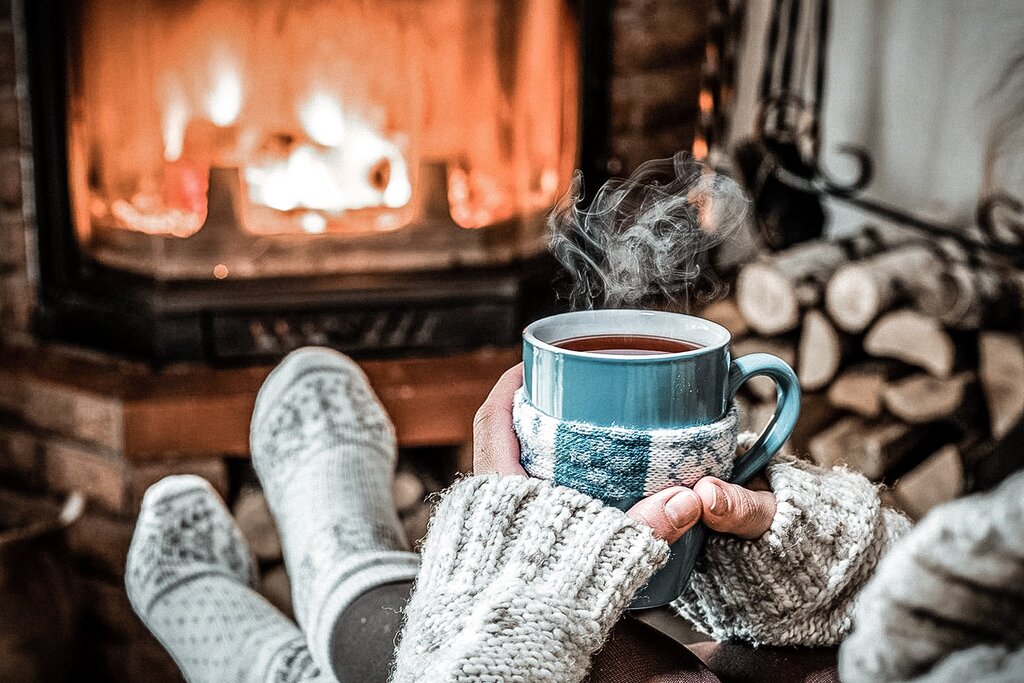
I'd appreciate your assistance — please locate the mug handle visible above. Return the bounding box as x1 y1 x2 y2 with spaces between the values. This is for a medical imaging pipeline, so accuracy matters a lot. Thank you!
727 353 801 485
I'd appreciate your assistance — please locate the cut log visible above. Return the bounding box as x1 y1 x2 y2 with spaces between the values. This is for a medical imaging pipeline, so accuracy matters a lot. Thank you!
827 363 902 418
401 502 433 547
922 264 1024 330
232 487 282 563
701 299 749 339
732 336 796 402
392 470 426 514
893 445 963 519
978 332 1024 439
259 565 293 619
738 400 778 436
808 415 948 481
825 245 946 333
797 309 849 391
788 392 838 457
882 373 972 424
736 226 919 335
864 309 956 378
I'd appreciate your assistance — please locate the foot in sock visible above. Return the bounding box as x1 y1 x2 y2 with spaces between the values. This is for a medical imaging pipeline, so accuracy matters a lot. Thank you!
250 347 420 673
125 475 330 683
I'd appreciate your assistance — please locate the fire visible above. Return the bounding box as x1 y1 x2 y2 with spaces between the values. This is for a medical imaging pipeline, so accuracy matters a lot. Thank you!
161 79 189 163
73 0 577 249
299 92 347 147
205 51 243 127
243 91 412 217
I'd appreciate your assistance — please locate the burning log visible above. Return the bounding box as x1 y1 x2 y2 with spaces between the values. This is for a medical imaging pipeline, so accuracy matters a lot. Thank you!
808 415 948 481
735 226 918 335
826 362 902 418
797 309 852 391
824 245 947 333
864 309 957 378
882 372 972 425
978 332 1024 439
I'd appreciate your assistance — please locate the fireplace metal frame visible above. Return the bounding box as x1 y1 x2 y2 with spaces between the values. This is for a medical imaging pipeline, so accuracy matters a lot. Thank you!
21 0 613 364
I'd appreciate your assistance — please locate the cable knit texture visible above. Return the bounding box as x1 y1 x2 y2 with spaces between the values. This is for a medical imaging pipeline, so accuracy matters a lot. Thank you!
839 469 1024 683
391 475 670 683
672 456 912 646
513 388 739 501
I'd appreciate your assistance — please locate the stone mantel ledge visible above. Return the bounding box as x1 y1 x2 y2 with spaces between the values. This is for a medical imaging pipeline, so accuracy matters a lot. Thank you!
0 340 519 462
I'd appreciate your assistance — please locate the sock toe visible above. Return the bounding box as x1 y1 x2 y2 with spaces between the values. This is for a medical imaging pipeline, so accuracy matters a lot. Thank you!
139 473 219 509
127 476 255 617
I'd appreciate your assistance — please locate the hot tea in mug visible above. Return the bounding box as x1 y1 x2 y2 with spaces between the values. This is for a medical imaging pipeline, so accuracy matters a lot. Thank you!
553 335 702 355
522 309 801 608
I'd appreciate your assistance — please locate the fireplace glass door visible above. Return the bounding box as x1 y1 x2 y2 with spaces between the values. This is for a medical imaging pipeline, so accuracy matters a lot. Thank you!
66 0 579 280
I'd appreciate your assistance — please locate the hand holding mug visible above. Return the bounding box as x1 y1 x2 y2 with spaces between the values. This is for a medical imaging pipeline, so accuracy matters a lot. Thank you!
473 364 777 544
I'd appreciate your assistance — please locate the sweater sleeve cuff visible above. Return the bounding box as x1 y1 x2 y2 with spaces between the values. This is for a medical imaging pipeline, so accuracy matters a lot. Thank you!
392 475 670 682
673 456 911 647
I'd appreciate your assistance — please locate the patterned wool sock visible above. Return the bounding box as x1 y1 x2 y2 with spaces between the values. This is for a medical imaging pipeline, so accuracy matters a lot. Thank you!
250 347 420 674
126 475 331 683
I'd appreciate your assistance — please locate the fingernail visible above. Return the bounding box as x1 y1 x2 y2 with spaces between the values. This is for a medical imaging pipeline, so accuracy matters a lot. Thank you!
665 490 700 529
708 483 728 515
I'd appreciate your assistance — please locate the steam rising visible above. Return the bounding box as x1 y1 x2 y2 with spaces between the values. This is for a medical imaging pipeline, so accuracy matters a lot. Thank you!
548 153 749 310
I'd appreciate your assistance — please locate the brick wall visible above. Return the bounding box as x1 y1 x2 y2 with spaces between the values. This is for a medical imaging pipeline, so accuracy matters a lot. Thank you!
0 0 33 340
0 0 707 680
610 0 708 174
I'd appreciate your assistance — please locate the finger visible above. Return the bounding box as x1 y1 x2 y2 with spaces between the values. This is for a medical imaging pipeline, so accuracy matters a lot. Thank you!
626 487 702 544
473 364 527 476
693 477 776 539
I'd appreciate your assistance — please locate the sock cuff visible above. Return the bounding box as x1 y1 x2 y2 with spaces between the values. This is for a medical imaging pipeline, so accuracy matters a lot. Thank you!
306 550 420 673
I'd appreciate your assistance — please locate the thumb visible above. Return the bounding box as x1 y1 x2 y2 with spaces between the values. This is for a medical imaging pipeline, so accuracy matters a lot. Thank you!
693 477 776 539
626 487 702 544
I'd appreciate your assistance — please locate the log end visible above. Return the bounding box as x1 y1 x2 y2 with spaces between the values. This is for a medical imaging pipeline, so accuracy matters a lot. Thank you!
826 265 883 333
736 263 800 336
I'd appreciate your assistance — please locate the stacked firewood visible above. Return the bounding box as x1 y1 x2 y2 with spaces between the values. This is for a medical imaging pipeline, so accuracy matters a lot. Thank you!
705 226 1024 518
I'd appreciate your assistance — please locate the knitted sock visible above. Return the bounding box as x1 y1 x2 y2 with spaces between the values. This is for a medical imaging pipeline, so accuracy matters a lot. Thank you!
250 347 420 674
126 475 329 683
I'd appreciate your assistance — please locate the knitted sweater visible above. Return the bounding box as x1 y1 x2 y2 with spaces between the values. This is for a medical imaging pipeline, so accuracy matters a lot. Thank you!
390 475 670 682
839 469 1024 683
390 457 911 682
674 455 911 646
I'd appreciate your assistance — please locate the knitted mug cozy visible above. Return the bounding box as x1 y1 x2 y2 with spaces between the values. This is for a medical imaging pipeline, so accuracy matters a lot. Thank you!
512 388 740 502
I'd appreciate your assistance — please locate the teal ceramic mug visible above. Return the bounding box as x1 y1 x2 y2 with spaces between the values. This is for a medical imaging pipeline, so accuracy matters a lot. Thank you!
522 309 800 608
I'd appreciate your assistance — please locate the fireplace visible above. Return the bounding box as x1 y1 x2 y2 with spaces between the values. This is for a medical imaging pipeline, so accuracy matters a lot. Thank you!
23 0 615 363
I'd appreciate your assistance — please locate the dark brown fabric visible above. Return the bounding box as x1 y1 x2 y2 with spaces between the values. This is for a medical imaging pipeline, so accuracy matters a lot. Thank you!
327 582 839 683
587 617 720 683
687 641 840 683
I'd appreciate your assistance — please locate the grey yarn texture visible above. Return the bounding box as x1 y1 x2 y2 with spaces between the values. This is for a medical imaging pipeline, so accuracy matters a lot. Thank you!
513 388 739 501
391 475 670 683
672 455 912 647
839 469 1024 683
126 476 331 683
249 348 421 676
